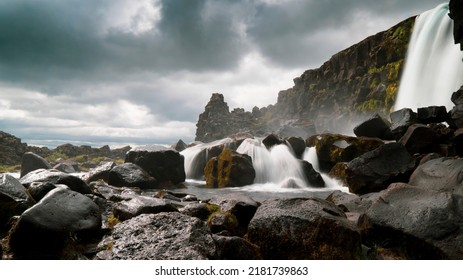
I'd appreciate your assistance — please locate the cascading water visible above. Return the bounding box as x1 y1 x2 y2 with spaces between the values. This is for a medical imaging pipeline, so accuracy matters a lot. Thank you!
394 3 463 111
181 136 346 196
236 138 308 188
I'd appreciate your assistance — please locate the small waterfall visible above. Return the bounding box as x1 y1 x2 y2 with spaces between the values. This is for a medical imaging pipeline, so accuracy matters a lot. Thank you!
180 138 233 179
236 138 308 188
395 3 463 111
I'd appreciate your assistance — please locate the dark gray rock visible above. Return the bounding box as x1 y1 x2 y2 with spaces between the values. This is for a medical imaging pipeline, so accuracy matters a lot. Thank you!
213 235 261 260
20 152 52 178
53 162 77 173
172 139 188 152
9 187 102 259
125 146 185 187
0 174 34 228
19 169 92 195
285 136 306 159
353 114 393 140
84 161 116 183
343 142 415 195
262 134 283 150
247 198 362 259
358 183 463 259
300 160 325 188
399 124 437 154
417 106 448 124
390 108 418 140
113 194 178 221
179 202 219 221
100 212 216 260
27 182 65 201
408 157 463 196
108 163 157 189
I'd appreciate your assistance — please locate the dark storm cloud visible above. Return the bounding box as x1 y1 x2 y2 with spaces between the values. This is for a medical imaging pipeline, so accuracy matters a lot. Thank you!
247 0 444 67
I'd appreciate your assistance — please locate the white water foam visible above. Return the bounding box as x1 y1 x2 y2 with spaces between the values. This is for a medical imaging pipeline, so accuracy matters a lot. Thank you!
395 3 463 111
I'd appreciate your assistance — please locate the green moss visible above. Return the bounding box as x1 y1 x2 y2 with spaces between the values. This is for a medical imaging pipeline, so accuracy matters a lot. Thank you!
0 165 19 173
45 151 68 162
367 65 385 75
106 213 120 229
385 83 398 110
356 99 383 112
387 60 402 81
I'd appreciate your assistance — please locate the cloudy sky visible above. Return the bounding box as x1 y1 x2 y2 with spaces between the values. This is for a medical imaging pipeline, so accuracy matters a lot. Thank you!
0 0 444 147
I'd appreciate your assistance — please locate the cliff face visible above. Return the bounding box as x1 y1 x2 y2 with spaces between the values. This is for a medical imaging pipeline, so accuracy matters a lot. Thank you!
450 0 463 50
196 16 415 142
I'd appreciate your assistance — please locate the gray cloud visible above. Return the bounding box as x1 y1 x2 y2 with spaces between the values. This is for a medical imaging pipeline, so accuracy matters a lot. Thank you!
0 0 447 147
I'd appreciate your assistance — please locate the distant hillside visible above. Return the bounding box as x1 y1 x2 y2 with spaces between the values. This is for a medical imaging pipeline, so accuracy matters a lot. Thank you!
196 16 415 142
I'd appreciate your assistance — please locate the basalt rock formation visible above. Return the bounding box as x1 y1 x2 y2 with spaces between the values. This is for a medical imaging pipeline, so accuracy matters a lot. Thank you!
196 17 415 142
450 0 463 50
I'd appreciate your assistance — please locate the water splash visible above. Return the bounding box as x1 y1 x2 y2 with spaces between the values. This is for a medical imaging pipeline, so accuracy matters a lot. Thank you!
395 3 463 111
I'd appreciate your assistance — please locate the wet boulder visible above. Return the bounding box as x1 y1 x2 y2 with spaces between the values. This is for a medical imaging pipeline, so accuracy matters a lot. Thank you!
285 136 306 158
342 142 415 195
417 106 447 124
262 134 283 150
20 169 92 195
448 86 463 128
113 194 178 221
8 187 102 259
108 163 157 189
98 212 216 260
204 149 255 188
125 145 185 187
306 133 383 172
27 182 65 201
53 162 77 174
399 124 438 154
0 174 34 228
179 202 220 221
390 108 418 140
358 183 463 259
300 160 325 188
20 152 52 178
247 198 362 259
213 235 261 260
84 161 116 183
353 114 394 140
408 157 463 196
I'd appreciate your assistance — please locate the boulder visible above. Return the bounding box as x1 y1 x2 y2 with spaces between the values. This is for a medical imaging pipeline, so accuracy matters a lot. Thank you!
207 212 240 236
325 190 377 214
99 212 216 260
213 235 261 260
179 202 220 221
84 161 116 183
453 128 463 156
172 139 188 152
390 108 418 140
247 198 362 259
113 194 178 221
448 86 463 128
9 187 102 259
108 163 157 189
53 162 77 174
417 106 448 124
0 131 27 166
306 133 384 172
20 152 52 178
27 182 64 201
285 136 306 158
204 149 255 188
262 134 283 150
0 174 34 228
342 142 415 195
300 160 325 188
125 145 185 187
358 183 463 259
408 157 463 196
353 114 394 140
19 169 92 195
399 124 438 154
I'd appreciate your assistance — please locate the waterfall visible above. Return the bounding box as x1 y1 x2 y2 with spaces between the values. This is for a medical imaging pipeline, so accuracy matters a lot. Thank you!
394 3 463 111
236 138 308 188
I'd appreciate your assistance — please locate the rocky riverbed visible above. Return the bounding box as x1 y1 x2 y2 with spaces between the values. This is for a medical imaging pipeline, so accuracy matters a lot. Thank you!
2 87 463 259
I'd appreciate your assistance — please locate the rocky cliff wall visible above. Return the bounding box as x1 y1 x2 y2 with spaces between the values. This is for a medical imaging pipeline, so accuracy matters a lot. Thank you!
450 0 463 50
196 16 415 142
